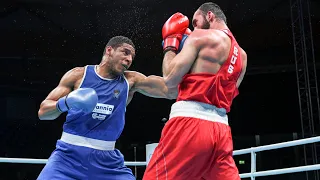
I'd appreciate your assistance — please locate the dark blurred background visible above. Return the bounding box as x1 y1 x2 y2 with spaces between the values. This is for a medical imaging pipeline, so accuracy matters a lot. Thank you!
0 0 320 179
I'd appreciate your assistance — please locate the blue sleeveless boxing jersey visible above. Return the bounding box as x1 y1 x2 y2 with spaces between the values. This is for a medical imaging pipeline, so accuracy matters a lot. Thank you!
63 65 129 141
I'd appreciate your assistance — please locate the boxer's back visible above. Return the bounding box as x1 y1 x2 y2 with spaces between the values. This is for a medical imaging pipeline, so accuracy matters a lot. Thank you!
176 29 246 113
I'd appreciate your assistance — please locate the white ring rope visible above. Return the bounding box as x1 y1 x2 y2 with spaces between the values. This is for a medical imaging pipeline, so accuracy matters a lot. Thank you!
1 136 320 178
240 164 320 178
233 136 320 155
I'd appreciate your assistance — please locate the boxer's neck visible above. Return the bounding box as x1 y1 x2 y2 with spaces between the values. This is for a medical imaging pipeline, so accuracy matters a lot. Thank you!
210 21 228 31
97 57 117 79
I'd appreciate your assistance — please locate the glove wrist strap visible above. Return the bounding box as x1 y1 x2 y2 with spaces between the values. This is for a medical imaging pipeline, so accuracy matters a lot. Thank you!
57 95 69 113
163 37 180 50
163 47 177 54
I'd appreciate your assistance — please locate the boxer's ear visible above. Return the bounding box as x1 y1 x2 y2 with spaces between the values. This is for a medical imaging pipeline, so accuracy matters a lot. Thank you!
207 11 215 22
105 46 113 56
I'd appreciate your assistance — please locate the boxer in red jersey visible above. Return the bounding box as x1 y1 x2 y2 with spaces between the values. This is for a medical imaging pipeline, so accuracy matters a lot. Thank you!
143 2 247 180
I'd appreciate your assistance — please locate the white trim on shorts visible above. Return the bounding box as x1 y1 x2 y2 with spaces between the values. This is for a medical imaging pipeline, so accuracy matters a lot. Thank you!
60 132 115 151
169 101 229 125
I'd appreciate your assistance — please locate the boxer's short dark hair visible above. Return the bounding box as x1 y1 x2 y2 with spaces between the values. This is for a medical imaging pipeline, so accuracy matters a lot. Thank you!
104 36 135 55
199 2 227 24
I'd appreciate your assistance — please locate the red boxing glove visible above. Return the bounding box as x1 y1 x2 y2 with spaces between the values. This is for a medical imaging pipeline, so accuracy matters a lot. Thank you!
184 28 192 35
162 12 189 53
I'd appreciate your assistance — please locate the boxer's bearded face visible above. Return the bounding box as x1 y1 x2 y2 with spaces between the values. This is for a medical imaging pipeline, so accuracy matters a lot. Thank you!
107 43 135 76
201 15 210 29
192 10 210 30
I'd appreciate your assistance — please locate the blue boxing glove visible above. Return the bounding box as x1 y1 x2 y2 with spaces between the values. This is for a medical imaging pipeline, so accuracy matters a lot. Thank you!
56 88 98 113
178 28 191 52
178 34 188 52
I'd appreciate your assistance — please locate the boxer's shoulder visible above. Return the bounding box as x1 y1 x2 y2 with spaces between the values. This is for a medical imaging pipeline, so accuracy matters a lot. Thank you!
185 29 222 48
68 66 86 80
123 70 135 80
62 66 86 89
124 70 145 80
123 70 140 88
124 70 153 90
71 66 86 75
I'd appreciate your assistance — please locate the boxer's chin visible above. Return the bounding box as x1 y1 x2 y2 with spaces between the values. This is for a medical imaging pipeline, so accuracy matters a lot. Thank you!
115 65 125 75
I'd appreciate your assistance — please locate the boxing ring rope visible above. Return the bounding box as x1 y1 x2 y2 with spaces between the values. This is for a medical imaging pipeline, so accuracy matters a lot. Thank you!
233 136 320 179
1 136 320 179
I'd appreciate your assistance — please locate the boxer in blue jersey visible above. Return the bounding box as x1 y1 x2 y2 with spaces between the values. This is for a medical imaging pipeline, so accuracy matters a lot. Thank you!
37 36 177 180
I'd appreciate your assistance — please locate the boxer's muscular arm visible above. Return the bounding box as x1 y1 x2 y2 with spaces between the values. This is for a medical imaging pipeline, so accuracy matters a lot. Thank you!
163 30 205 88
236 49 247 88
127 71 177 100
38 67 84 120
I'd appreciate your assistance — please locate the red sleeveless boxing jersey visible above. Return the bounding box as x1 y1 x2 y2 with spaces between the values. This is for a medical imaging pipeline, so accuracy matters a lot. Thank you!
176 29 243 113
